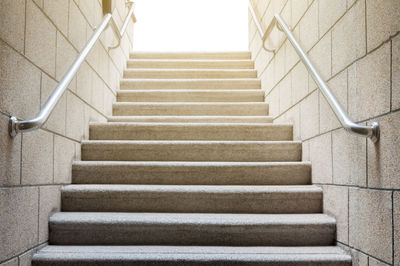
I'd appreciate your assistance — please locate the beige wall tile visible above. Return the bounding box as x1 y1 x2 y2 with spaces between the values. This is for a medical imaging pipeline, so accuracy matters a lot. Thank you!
76 0 97 28
273 45 286 85
291 62 308 104
292 0 309 27
368 111 400 189
299 1 318 52
369 257 391 266
319 70 347 133
349 188 393 263
0 0 25 53
332 0 366 75
266 88 280 118
318 0 346 38
21 129 53 185
255 48 273 77
43 0 69 35
33 0 43 8
0 187 39 262
323 185 348 244
278 75 292 113
91 75 105 113
103 88 115 117
41 73 67 135
65 91 85 141
395 191 400 265
261 63 275 94
309 132 332 183
302 139 310 161
18 240 46 266
348 42 391 121
56 31 78 83
350 249 369 266
68 0 87 51
285 33 300 72
25 0 56 76
393 34 400 111
0 40 41 119
332 128 367 186
346 0 357 9
284 104 301 140
300 90 319 139
38 186 60 242
0 258 18 266
366 0 400 52
0 114 21 186
309 31 331 80
54 135 75 184
76 62 93 104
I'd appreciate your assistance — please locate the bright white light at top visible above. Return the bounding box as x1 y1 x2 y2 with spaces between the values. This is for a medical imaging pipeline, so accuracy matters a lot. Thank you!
133 0 249 51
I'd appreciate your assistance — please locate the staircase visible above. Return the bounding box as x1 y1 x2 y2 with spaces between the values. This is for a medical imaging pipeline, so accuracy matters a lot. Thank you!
32 52 352 265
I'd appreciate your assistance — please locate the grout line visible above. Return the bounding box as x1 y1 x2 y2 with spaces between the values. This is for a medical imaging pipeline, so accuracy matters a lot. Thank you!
392 191 395 265
52 134 55 184
24 0 27 55
37 186 40 244
390 39 393 112
19 133 23 185
366 137 369 187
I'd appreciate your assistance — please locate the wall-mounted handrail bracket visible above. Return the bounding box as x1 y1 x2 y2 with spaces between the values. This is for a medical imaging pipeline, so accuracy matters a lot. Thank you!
248 3 380 142
8 2 136 137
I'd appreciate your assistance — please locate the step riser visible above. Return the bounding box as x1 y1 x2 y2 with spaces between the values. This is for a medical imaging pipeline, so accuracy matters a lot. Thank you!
117 91 264 102
81 142 302 162
108 116 273 123
113 104 269 116
130 52 252 60
89 124 293 141
72 162 311 185
120 80 261 90
62 192 322 214
124 70 257 79
127 60 254 69
49 220 334 246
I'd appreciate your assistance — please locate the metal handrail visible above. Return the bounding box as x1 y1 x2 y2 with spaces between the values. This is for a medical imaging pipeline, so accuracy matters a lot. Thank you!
8 1 136 137
248 2 379 142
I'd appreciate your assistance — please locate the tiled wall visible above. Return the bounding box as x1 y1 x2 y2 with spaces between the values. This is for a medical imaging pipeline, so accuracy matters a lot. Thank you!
249 0 399 265
0 0 134 264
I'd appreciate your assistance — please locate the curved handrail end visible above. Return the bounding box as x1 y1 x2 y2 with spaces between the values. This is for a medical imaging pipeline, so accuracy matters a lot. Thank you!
9 116 18 137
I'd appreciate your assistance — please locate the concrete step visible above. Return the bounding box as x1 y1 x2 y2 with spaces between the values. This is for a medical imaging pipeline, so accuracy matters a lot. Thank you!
49 212 335 246
89 123 293 141
130 51 252 60
124 69 257 79
72 161 311 185
113 103 269 116
116 90 264 102
61 185 322 213
32 246 352 266
127 59 254 69
108 115 273 123
81 140 302 162
120 78 261 90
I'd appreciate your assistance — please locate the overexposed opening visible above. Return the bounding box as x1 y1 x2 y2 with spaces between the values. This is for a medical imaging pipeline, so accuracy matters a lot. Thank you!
133 0 249 52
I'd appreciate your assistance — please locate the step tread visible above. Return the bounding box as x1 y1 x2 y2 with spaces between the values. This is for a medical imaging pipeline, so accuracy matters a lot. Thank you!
107 116 274 123
50 212 335 226
33 245 352 265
